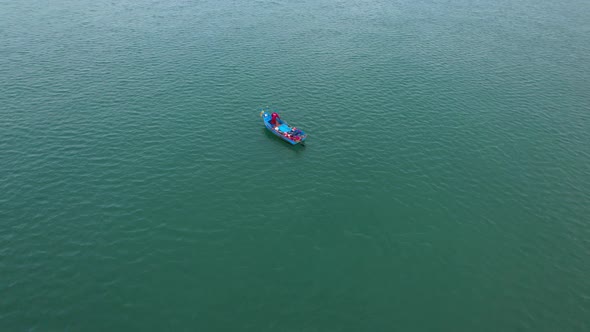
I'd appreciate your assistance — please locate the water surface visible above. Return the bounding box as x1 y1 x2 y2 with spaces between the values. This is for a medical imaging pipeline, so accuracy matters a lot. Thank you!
1 0 590 330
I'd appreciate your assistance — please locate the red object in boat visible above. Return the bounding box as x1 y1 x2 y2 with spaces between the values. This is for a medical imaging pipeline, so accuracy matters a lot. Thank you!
271 112 280 125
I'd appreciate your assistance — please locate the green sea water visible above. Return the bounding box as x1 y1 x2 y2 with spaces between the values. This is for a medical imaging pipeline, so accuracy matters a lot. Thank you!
2 0 590 330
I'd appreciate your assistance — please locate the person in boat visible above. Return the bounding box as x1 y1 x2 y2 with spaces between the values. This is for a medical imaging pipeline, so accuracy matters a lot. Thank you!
270 112 281 128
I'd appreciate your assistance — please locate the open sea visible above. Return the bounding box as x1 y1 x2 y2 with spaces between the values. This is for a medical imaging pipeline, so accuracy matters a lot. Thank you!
1 0 590 330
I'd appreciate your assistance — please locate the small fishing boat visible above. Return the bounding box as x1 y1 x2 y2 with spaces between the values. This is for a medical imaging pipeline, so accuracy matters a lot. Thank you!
260 109 307 145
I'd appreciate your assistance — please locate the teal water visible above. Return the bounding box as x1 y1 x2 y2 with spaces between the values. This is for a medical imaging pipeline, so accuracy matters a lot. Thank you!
2 0 590 330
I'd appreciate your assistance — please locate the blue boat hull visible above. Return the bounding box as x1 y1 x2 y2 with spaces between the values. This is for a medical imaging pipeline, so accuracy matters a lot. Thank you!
260 111 307 145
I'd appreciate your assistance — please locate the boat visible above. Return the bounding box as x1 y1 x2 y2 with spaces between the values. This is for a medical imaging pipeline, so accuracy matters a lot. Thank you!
260 109 307 145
